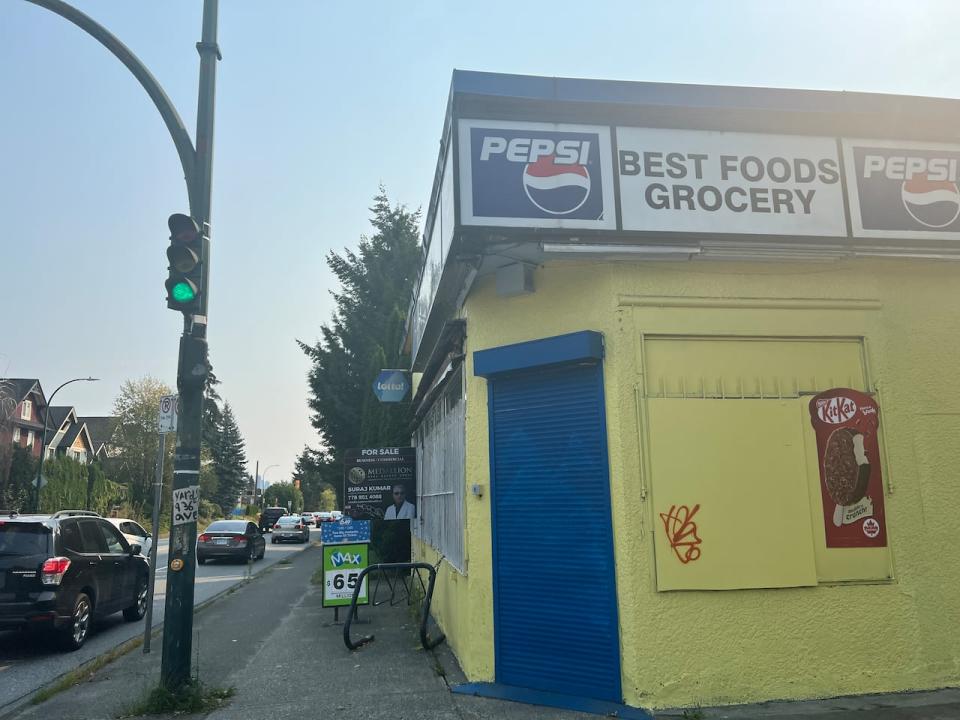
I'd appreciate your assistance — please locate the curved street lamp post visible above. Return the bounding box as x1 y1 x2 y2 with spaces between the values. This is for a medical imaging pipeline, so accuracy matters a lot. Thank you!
23 0 220 690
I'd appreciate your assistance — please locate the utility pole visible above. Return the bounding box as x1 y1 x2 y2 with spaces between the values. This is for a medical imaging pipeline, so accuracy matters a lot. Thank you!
161 0 220 690
23 0 220 692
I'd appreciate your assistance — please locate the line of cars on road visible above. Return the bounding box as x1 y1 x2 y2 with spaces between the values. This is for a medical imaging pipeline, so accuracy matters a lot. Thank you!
1 507 328 652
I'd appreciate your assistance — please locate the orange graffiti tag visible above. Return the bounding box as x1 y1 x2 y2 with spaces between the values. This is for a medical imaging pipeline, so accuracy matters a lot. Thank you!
659 504 702 564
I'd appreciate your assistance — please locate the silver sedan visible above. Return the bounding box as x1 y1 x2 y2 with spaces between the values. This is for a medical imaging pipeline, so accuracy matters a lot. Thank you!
270 515 310 544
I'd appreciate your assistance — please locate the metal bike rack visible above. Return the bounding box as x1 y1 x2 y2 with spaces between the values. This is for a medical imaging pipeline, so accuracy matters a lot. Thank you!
343 562 446 651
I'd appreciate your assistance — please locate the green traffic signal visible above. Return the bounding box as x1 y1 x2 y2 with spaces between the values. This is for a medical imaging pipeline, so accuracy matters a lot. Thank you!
165 213 204 313
170 281 197 303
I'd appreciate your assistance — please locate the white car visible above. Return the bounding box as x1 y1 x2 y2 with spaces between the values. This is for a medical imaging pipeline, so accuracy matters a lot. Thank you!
107 518 152 557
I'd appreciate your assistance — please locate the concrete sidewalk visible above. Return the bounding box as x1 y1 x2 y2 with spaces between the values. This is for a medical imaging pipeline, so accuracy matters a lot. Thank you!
6 546 959 720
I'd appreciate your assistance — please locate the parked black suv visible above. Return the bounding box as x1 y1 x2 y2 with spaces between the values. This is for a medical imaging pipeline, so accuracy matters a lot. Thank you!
258 506 287 533
0 511 149 650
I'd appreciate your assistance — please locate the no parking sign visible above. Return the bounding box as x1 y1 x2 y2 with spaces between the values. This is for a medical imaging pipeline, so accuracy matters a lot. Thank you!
157 394 179 433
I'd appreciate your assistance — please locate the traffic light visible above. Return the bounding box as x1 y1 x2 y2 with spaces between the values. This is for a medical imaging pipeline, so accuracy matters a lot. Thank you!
165 213 205 313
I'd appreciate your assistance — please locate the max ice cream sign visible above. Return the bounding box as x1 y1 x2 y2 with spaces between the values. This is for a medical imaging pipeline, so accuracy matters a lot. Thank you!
809 388 888 548
844 140 960 239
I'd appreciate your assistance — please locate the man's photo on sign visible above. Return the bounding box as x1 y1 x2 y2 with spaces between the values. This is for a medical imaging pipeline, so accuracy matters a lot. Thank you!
384 483 415 520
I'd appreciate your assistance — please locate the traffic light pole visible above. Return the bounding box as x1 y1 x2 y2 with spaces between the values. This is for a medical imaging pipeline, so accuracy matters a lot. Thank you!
23 0 220 691
161 0 219 690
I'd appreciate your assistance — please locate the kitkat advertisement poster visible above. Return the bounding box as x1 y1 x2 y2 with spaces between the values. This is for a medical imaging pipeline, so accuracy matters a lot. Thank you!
808 388 888 548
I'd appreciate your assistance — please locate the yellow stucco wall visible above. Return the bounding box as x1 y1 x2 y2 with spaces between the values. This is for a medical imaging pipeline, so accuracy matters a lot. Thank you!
414 256 960 710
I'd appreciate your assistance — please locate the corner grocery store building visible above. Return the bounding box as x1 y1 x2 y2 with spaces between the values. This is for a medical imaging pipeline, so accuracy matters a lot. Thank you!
404 70 960 713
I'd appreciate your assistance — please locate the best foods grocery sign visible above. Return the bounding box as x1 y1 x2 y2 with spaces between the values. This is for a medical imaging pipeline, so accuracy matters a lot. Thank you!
616 128 845 236
459 119 960 242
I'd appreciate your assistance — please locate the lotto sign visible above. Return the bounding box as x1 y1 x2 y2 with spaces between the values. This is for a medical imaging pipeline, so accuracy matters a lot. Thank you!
321 542 369 608
320 518 371 545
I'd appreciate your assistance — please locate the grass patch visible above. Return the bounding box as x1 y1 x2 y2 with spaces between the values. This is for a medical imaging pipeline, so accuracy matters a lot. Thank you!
119 680 234 717
32 635 144 705
681 707 705 720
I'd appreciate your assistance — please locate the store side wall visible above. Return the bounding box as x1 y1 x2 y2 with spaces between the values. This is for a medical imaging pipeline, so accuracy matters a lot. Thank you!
416 257 960 710
606 258 960 708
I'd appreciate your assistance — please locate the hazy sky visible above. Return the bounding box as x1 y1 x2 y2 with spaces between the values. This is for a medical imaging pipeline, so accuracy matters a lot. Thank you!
3 0 958 485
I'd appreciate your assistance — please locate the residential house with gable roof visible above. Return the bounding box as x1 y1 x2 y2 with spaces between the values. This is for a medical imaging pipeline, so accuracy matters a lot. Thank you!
0 378 48 459
44 407 96 463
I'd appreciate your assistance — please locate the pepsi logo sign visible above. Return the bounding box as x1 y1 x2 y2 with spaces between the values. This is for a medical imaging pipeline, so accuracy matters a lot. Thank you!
460 120 614 229
523 154 591 215
816 396 857 424
845 141 960 237
478 136 592 216
900 173 960 228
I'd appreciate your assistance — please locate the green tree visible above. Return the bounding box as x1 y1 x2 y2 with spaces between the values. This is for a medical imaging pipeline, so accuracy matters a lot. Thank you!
263 482 303 513
198 445 219 511
110 377 174 515
294 446 338 510
297 189 421 495
211 403 247 514
39 456 122 515
203 366 223 458
319 486 337 512
0 379 23 508
1 446 36 511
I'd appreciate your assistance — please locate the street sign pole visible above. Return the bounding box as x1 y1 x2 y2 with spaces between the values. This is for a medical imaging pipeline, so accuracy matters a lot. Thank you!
142 430 165 653
144 395 178 653
161 0 219 690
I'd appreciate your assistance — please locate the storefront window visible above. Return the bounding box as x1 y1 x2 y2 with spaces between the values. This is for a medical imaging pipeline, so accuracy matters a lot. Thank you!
414 366 465 571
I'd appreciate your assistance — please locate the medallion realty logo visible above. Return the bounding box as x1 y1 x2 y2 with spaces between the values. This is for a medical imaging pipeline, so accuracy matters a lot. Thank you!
844 140 960 237
459 119 615 229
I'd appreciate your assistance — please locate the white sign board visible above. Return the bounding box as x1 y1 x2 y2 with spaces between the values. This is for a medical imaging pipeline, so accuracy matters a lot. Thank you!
172 485 200 526
158 394 179 434
616 128 847 237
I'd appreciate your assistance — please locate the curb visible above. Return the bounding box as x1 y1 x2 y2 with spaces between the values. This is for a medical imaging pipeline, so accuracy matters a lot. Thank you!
0 544 319 720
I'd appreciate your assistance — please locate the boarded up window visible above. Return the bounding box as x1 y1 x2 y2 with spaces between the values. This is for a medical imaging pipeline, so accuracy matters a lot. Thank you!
642 336 892 590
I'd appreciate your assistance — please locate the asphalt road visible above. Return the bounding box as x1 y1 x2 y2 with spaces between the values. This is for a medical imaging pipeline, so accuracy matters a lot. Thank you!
0 525 320 713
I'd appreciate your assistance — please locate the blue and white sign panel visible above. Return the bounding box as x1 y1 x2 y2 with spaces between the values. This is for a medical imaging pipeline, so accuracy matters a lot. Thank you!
842 138 960 241
373 369 410 403
321 518 371 545
458 119 616 230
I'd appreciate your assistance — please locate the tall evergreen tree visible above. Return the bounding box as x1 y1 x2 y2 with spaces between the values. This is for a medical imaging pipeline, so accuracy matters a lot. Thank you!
211 402 247 514
202 365 223 455
298 189 421 502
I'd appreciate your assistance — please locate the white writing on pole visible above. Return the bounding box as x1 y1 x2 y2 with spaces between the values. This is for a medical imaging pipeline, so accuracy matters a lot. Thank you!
172 485 200 526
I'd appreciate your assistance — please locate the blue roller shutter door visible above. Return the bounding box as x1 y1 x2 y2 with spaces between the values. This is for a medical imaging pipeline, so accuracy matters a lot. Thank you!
489 360 621 702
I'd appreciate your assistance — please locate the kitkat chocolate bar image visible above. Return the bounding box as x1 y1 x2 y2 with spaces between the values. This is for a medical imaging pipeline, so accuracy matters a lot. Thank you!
809 388 888 548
